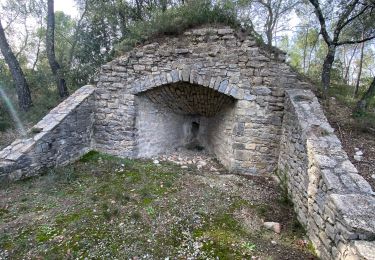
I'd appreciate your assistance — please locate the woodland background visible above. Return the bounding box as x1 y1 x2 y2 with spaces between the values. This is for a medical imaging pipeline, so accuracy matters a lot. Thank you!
0 0 374 137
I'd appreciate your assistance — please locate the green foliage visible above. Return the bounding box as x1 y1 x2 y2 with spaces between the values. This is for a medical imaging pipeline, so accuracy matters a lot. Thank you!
242 241 256 251
288 26 325 82
36 225 59 243
79 150 101 162
115 0 240 54
274 167 291 205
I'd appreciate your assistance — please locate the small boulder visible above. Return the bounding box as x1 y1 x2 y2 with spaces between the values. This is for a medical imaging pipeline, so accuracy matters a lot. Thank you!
197 160 207 167
263 222 281 234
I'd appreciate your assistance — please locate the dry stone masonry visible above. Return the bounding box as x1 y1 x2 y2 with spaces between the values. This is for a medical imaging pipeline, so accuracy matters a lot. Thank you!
0 85 95 181
93 26 309 174
279 89 375 259
0 26 374 259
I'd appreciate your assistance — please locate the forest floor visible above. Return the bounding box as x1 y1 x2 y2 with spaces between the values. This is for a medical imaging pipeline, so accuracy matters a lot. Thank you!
0 151 316 259
324 98 375 190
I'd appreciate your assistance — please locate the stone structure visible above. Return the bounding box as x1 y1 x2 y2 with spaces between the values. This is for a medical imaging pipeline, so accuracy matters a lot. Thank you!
0 26 374 259
0 86 95 181
93 27 310 173
278 89 375 259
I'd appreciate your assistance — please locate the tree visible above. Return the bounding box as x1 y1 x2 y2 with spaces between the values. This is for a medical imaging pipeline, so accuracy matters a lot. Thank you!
0 18 32 111
355 75 375 112
46 0 69 98
308 0 375 98
341 44 357 85
246 0 301 46
354 31 365 97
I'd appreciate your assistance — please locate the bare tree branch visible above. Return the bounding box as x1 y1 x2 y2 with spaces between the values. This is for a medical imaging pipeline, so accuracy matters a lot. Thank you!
337 34 375 45
338 5 370 31
308 0 332 44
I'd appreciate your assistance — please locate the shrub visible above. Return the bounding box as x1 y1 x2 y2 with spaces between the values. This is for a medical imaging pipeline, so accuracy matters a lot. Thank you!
115 0 240 54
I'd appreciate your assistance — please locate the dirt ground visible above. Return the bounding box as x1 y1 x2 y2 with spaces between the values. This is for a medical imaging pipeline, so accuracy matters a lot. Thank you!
0 151 316 259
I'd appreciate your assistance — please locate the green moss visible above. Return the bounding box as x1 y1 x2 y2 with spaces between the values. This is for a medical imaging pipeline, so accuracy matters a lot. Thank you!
142 197 153 206
307 241 317 256
0 153 315 259
55 209 90 225
0 207 9 217
79 150 101 162
0 233 13 250
201 230 238 258
125 171 142 183
229 197 250 211
192 209 252 258
36 225 59 243
212 212 239 230
5 227 34 253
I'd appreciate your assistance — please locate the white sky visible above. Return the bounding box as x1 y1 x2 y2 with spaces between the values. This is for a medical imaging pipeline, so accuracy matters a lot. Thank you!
55 0 79 18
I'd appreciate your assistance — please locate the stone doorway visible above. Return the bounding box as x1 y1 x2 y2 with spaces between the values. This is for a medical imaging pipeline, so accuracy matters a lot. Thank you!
134 82 236 169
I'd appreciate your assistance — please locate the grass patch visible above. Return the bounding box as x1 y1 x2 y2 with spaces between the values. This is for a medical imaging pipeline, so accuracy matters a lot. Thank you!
36 225 59 243
79 150 101 162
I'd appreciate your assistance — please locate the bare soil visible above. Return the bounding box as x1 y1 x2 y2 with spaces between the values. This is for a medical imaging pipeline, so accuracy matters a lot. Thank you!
0 151 316 259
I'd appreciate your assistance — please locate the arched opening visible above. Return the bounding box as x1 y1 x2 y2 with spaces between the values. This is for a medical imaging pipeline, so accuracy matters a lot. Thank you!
134 82 236 168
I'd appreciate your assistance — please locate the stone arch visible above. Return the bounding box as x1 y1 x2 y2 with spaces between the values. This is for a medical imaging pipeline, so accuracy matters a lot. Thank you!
93 26 311 174
132 78 237 168
129 67 243 100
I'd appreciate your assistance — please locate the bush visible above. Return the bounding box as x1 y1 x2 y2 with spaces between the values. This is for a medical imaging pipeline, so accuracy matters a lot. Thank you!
115 0 240 54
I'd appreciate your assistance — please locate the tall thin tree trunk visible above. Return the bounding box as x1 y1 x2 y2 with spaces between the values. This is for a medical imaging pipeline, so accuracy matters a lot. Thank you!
32 34 42 71
307 34 318 75
46 0 69 98
0 18 32 111
341 46 347 81
303 28 309 74
355 76 375 112
354 32 365 97
321 45 336 99
344 44 357 85
68 1 88 69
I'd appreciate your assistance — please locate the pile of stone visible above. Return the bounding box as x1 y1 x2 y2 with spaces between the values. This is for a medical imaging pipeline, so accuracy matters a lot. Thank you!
353 147 364 161
153 149 226 174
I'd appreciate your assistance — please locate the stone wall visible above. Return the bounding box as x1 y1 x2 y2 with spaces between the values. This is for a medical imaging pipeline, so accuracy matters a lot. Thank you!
0 85 95 182
135 94 187 157
278 89 375 259
204 102 236 170
93 26 310 174
134 85 236 169
0 25 374 259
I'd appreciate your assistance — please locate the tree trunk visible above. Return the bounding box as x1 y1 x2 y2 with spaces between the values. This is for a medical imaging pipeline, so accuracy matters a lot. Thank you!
160 0 168 11
0 18 32 111
303 28 309 74
307 33 318 75
46 0 69 98
344 44 357 85
355 76 375 112
321 45 336 99
354 33 365 97
68 1 88 69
